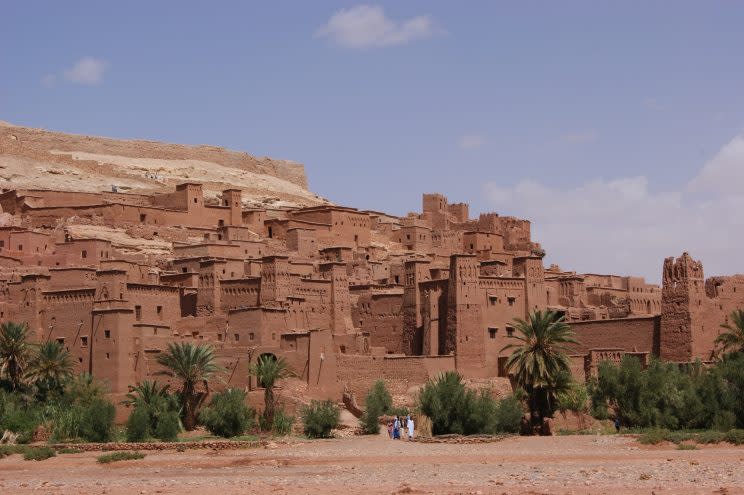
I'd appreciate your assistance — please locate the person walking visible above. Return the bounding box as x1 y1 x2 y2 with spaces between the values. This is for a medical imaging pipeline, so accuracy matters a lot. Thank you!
407 415 414 440
393 416 400 440
387 420 393 439
614 417 621 433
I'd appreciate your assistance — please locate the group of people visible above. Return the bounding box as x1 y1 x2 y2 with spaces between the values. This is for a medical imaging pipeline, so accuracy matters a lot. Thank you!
387 415 414 440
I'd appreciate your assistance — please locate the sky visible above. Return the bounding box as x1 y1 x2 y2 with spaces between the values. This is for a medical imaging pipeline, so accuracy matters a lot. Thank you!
1 1 743 282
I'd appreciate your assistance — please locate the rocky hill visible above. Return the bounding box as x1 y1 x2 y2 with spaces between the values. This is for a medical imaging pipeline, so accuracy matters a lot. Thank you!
0 121 329 208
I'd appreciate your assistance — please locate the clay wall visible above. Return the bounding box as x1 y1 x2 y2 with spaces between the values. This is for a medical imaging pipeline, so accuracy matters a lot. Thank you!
336 354 455 403
286 228 317 257
352 291 404 353
567 316 660 356
219 278 261 311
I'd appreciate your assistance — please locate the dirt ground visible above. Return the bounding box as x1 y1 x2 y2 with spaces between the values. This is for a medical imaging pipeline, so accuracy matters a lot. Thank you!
2 434 744 495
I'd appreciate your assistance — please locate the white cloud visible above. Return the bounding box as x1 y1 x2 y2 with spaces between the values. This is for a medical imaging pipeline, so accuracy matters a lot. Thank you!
483 133 744 282
560 130 598 144
315 5 442 49
63 57 109 85
687 134 744 196
458 134 485 150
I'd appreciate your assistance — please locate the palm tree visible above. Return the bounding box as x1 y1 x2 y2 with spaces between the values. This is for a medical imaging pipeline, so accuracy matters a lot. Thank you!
501 310 577 428
122 379 171 408
249 354 292 427
0 321 32 391
27 340 73 397
156 342 223 430
715 309 744 355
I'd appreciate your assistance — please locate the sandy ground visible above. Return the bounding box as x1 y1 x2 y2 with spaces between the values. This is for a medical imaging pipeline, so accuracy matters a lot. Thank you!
2 434 743 495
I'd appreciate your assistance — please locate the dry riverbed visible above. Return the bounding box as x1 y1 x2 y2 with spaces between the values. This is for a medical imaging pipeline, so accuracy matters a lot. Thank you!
1 434 743 494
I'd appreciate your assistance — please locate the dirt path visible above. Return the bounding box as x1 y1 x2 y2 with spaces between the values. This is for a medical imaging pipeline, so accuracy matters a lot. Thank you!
2 434 743 494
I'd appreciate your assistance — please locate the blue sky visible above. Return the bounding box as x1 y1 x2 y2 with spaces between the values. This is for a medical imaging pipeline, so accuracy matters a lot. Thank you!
2 2 743 281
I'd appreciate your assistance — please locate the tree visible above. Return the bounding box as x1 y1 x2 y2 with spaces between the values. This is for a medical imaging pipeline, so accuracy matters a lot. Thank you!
156 342 223 430
123 380 171 409
360 380 393 434
249 354 292 428
501 310 578 428
715 309 744 356
27 340 73 398
0 321 32 391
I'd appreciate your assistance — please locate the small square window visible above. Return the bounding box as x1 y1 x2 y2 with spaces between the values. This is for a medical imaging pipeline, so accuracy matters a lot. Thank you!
81 336 88 347
157 306 163 319
104 330 111 339
507 297 516 306
506 326 515 337
217 334 223 341
106 352 110 359
135 305 142 321
234 333 240 341
249 332 255 341
56 337 65 344
488 328 497 339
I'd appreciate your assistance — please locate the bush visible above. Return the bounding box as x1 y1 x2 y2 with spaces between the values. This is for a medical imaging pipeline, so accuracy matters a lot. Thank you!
494 396 524 433
57 448 82 454
638 429 669 445
697 430 726 444
126 406 151 442
270 409 294 436
591 354 744 431
0 392 41 443
50 406 84 443
301 400 340 438
0 445 25 458
79 398 116 442
97 451 145 464
23 446 56 461
198 388 254 438
154 410 180 441
360 380 393 434
419 371 523 436
725 429 744 445
677 443 697 450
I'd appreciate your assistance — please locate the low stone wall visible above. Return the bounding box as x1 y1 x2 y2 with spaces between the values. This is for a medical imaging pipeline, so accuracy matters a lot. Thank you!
48 439 265 452
412 434 511 444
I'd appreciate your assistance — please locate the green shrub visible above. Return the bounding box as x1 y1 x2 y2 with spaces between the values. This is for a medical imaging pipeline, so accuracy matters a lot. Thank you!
50 406 84 443
57 448 83 454
419 371 523 436
725 429 744 445
270 409 294 436
638 429 669 445
0 393 41 444
556 383 589 415
301 400 340 438
125 406 151 442
697 430 726 444
79 398 116 442
360 380 393 434
494 396 524 433
0 445 25 458
591 354 744 431
23 447 56 461
154 410 180 442
665 430 695 444
96 451 145 464
677 443 697 450
198 388 254 438
713 411 737 432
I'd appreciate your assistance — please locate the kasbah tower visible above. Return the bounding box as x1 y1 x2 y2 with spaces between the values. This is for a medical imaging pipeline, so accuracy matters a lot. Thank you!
1 121 743 415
